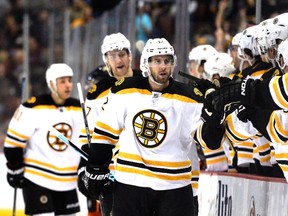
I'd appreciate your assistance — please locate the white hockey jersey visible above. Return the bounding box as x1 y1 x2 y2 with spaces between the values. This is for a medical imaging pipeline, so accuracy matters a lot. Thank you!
91 76 203 191
4 94 82 191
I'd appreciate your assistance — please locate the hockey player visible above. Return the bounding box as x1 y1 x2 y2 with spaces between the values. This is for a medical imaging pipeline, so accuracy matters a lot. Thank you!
187 44 218 79
78 38 206 216
77 32 142 216
4 63 82 215
228 32 250 79
200 52 236 172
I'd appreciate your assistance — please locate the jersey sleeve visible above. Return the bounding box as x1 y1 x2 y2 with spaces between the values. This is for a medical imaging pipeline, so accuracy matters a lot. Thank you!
225 112 259 144
256 110 288 144
89 91 124 163
187 140 200 197
4 105 36 164
194 121 226 150
78 98 97 145
253 74 288 110
4 105 36 149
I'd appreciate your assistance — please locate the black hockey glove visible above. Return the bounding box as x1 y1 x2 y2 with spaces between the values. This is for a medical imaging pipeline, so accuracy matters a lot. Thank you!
78 144 113 200
6 163 25 188
235 105 257 123
201 89 226 127
81 162 110 199
209 77 257 112
77 144 91 198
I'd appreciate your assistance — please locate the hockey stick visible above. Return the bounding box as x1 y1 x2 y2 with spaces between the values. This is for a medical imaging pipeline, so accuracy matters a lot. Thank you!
49 127 89 160
178 71 202 83
49 127 115 182
12 77 27 216
77 82 91 144
12 188 17 216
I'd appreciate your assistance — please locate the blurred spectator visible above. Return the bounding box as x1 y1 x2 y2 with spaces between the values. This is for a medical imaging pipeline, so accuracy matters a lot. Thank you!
3 14 22 49
68 0 90 23
135 1 152 43
0 0 10 29
151 2 174 42
0 59 20 150
30 10 49 48
70 5 93 29
29 36 48 95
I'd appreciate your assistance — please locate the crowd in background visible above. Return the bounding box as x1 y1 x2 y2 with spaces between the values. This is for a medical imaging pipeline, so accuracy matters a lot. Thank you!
0 0 288 162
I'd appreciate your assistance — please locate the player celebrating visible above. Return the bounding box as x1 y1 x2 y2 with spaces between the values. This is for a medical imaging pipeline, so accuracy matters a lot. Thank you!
78 38 205 216
77 32 141 216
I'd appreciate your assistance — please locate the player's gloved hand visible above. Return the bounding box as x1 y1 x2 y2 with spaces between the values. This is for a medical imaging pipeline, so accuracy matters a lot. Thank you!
81 164 110 199
235 105 259 123
195 79 215 94
78 150 110 199
6 163 25 188
201 89 226 127
209 77 257 112
77 144 92 198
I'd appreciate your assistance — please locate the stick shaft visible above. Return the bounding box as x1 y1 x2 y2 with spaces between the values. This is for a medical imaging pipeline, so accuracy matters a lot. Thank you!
49 127 89 160
77 82 91 144
178 71 201 83
12 187 17 216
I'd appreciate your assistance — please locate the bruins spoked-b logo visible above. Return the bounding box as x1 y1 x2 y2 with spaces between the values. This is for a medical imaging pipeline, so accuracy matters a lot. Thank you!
47 123 72 151
133 109 167 148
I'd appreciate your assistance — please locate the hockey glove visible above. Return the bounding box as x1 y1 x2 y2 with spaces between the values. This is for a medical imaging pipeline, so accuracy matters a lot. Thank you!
6 163 25 188
80 162 110 199
77 144 92 198
235 105 257 123
201 89 226 127
209 77 257 112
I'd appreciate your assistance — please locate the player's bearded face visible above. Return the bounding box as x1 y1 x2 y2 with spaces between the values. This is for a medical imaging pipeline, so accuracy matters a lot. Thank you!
106 50 131 78
149 55 173 84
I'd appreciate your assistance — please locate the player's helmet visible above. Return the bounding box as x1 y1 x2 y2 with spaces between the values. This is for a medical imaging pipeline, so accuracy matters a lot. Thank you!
255 18 273 55
140 38 177 77
270 13 288 44
46 63 73 91
101 32 131 63
204 52 236 78
276 39 288 70
238 25 260 59
188 44 217 66
231 32 242 46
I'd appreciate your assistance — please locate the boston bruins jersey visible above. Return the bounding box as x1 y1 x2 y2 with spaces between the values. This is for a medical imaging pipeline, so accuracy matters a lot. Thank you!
90 76 203 191
79 70 142 144
78 70 142 172
238 58 273 79
4 94 82 191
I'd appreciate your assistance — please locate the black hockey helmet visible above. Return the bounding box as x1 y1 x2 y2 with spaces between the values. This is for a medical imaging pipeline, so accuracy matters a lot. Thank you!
85 65 109 90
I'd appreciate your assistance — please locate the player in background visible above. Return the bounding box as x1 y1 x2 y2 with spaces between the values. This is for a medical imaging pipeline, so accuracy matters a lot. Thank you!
223 21 286 176
78 38 206 216
77 32 141 216
203 51 236 172
186 44 218 79
204 38 288 180
4 63 82 215
228 32 250 79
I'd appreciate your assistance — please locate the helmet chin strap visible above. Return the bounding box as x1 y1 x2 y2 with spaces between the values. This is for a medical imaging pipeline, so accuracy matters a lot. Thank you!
147 68 164 86
149 74 164 86
52 86 61 100
50 81 59 98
